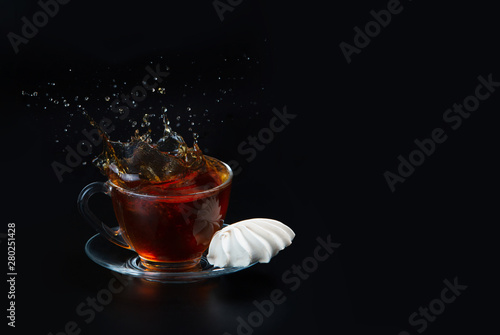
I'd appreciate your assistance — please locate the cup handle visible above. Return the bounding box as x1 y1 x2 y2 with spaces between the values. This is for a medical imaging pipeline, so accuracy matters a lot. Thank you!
77 181 131 249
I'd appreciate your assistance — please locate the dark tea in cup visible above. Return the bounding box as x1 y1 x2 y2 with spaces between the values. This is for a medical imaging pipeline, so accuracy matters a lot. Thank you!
78 113 232 271
109 157 231 269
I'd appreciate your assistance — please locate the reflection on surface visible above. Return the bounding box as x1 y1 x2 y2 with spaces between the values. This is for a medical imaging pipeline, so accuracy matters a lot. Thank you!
65 262 283 335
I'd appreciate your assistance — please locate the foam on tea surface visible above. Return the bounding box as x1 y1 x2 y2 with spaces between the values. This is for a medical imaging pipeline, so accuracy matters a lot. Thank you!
92 113 229 195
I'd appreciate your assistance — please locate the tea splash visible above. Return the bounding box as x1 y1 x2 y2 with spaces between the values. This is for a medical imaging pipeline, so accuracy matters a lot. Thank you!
91 111 229 195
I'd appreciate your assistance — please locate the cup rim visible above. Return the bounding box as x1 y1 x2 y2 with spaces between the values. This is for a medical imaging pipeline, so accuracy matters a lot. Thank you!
106 156 233 199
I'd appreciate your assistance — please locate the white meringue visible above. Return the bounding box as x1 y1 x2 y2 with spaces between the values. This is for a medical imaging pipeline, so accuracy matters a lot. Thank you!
207 218 295 268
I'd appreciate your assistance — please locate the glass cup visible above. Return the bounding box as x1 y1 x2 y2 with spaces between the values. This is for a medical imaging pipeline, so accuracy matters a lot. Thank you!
78 158 232 271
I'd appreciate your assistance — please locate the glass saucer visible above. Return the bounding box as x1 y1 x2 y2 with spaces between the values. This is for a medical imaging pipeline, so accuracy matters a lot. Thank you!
85 231 256 283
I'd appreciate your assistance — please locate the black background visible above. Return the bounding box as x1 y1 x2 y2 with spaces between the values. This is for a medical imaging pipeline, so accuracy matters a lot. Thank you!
0 0 497 334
